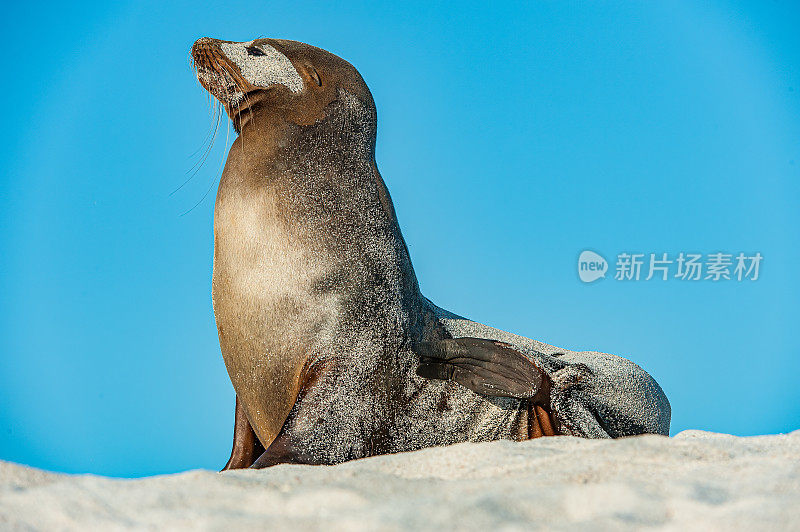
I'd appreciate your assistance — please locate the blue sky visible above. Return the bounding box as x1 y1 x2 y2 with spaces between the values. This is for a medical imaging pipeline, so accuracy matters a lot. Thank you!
1 1 798 477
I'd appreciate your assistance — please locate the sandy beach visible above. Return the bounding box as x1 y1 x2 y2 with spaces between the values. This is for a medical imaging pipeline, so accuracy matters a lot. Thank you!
2 430 798 531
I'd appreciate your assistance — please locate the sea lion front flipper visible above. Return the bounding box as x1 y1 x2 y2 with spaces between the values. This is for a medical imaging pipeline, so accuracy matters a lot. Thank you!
416 338 549 403
250 421 330 468
221 396 266 471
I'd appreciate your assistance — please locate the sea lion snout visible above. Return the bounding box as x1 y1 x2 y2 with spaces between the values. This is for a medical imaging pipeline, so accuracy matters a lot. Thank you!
192 37 305 109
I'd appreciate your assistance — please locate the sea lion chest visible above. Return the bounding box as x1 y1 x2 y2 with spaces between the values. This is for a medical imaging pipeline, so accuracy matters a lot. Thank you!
211 173 342 434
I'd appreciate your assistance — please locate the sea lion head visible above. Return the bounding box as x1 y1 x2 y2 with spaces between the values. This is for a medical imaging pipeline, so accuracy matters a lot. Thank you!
191 37 375 132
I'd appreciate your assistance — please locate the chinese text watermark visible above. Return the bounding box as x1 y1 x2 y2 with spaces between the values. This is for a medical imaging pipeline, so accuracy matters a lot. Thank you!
578 251 762 283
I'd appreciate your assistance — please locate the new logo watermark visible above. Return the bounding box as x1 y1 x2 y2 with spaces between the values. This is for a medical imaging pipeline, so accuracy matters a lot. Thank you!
578 250 608 283
577 250 762 283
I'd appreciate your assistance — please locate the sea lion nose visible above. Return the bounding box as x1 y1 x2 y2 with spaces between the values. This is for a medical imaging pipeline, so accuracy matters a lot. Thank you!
191 37 221 58
194 36 219 46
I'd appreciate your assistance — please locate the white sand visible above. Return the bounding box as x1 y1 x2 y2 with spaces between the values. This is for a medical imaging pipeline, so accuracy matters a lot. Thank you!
2 430 798 531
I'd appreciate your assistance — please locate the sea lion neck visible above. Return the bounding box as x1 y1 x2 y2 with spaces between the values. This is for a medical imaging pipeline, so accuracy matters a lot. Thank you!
215 94 427 343
225 91 373 181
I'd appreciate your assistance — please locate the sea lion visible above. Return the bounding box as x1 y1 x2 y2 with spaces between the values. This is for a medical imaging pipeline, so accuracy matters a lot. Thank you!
190 37 671 469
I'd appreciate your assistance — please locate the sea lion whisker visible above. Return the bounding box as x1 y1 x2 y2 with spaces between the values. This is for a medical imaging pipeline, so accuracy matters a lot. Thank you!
187 96 220 160
179 109 230 216
236 98 246 154
179 159 221 216
182 104 221 176
235 89 257 141
173 103 222 197
242 90 257 132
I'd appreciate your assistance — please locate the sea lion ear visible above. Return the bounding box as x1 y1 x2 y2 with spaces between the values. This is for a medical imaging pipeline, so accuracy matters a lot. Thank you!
306 64 322 87
416 338 545 400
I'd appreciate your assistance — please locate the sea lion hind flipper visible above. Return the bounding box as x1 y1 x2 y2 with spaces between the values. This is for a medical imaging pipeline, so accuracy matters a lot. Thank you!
415 338 546 401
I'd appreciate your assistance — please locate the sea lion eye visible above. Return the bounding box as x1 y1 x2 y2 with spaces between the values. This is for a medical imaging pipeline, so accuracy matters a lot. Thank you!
247 46 266 56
